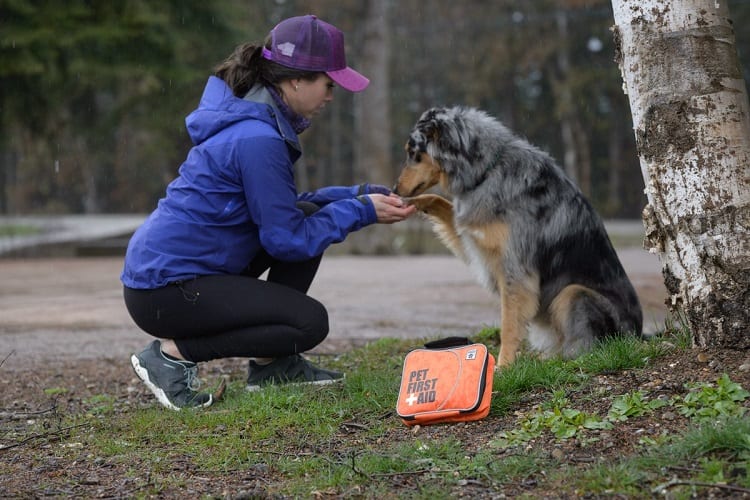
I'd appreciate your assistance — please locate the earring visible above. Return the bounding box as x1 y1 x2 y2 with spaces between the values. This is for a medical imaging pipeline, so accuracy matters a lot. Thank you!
295 84 299 91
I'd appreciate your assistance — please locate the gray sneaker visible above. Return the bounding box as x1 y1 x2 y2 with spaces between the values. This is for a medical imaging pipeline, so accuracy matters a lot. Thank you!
246 354 343 392
131 340 213 411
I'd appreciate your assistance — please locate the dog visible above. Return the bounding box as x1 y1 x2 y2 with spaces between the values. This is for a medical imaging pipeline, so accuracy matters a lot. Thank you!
393 106 643 368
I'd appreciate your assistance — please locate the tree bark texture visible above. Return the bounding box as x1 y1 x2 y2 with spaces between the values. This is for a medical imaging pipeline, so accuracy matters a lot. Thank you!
350 0 395 254
356 0 391 185
612 0 750 349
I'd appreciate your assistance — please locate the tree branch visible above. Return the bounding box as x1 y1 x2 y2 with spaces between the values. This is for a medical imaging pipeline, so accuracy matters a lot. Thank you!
0 350 15 370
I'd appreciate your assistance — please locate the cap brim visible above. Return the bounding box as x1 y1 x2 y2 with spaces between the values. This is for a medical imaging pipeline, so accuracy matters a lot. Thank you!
327 67 369 93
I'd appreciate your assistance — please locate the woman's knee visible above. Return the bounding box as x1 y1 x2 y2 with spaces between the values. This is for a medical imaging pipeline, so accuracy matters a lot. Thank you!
295 298 329 350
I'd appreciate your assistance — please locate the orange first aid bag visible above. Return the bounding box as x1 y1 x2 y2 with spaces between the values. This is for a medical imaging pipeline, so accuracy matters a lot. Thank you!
396 337 495 426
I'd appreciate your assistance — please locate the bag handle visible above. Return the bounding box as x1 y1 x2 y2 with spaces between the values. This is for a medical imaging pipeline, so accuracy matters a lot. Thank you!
423 336 472 349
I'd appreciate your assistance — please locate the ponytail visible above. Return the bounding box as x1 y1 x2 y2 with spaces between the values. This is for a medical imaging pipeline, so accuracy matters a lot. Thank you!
215 40 323 98
214 43 263 97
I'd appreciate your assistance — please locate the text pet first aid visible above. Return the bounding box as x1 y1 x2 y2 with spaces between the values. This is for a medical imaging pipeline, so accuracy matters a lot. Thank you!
397 343 495 425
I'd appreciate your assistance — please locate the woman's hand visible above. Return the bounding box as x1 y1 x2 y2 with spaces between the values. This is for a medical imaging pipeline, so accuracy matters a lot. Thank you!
368 193 417 224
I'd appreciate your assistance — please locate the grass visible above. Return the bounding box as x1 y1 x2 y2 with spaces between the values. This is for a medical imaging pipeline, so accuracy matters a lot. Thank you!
28 331 750 498
574 418 750 497
573 333 670 372
0 224 40 237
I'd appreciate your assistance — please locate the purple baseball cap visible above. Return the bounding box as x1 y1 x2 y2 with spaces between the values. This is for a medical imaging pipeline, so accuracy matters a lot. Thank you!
261 15 370 93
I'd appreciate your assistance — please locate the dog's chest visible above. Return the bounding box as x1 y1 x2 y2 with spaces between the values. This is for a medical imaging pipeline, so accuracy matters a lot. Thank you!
458 224 507 294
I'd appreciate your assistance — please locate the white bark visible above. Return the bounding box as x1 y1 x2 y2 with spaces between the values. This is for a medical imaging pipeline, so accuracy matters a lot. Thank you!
612 0 750 348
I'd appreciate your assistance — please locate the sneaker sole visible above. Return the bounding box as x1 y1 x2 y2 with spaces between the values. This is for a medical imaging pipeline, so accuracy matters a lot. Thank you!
130 354 212 411
245 377 343 392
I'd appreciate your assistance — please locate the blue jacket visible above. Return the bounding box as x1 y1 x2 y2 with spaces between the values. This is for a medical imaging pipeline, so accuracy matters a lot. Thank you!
121 76 378 289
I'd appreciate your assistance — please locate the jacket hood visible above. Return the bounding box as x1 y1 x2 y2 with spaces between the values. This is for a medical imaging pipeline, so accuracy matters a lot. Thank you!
185 76 299 149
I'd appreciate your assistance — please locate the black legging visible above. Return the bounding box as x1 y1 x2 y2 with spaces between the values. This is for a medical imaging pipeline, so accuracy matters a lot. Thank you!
123 202 328 363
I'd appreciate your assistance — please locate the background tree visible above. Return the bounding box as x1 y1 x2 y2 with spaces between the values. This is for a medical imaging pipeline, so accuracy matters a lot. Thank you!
0 1 253 213
1 0 748 239
612 0 750 349
350 0 394 253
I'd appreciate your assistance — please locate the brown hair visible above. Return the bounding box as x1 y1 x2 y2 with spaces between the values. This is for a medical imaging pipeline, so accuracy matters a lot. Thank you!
214 41 320 97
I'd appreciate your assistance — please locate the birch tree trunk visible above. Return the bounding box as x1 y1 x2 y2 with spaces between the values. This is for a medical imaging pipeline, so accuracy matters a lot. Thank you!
611 0 750 349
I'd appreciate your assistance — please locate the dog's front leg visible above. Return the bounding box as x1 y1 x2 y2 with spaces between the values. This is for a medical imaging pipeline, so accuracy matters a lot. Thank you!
404 194 466 261
403 193 453 219
497 279 539 368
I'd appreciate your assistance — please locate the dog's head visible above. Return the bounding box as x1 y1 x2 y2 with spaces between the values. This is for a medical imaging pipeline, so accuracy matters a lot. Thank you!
394 106 491 197
393 108 451 197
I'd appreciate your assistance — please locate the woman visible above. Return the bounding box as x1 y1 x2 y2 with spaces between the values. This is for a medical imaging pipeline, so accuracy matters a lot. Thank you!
122 15 415 410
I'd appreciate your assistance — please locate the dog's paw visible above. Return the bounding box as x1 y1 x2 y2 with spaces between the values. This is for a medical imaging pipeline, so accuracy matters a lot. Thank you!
496 348 516 368
402 194 447 214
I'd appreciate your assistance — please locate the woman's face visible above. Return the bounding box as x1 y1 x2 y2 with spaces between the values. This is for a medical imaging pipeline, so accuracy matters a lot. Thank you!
284 74 335 120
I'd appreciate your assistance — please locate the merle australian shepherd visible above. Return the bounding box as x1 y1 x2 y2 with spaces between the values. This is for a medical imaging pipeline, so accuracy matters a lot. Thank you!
394 106 643 368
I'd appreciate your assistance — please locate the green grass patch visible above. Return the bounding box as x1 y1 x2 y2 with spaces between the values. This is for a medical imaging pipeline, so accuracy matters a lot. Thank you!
667 417 750 462
573 333 669 373
575 417 750 497
492 355 584 413
43 332 750 497
0 224 40 237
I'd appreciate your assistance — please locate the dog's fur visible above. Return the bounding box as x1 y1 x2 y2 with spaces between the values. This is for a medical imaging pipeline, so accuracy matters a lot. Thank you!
394 106 643 367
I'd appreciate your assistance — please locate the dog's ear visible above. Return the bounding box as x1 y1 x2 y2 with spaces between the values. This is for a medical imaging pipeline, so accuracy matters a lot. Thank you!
425 122 441 144
417 108 446 145
433 109 477 163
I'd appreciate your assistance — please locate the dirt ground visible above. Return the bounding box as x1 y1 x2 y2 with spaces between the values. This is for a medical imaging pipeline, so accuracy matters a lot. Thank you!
3 249 749 497
0 248 668 370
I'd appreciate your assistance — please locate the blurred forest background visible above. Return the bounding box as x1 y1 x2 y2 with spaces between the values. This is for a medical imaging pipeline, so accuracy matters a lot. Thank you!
1 0 749 219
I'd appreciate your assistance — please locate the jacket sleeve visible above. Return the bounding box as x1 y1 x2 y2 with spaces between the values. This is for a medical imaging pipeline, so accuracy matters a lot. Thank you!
298 183 388 205
297 185 359 204
236 136 377 261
